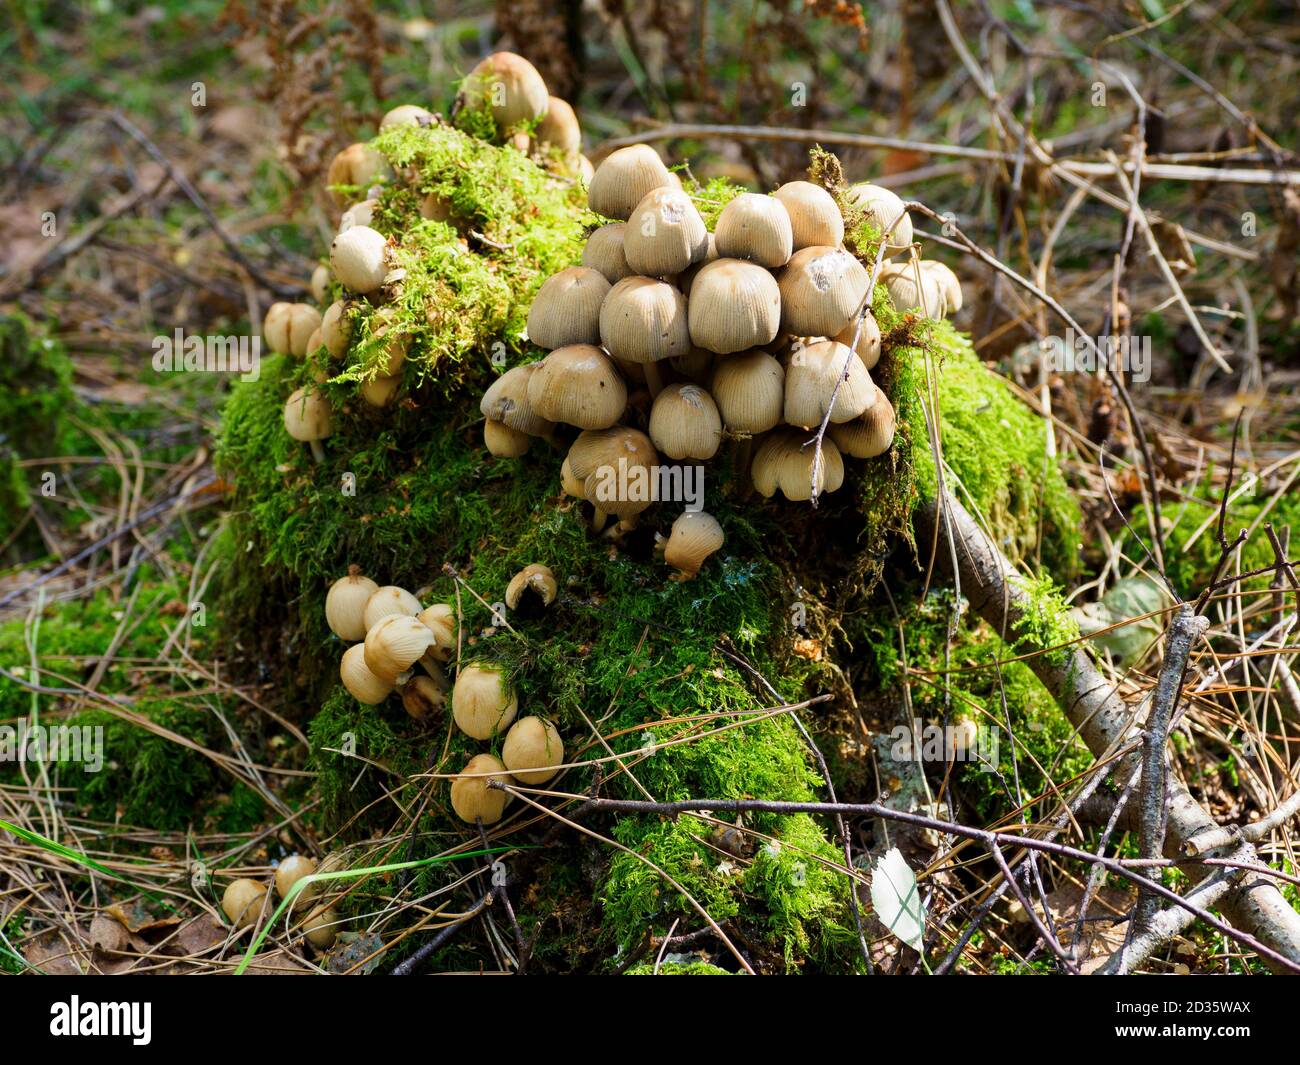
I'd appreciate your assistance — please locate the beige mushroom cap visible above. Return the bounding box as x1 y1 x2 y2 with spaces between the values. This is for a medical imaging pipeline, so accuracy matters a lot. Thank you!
582 223 634 284
320 300 352 360
710 349 785 434
451 663 518 740
568 426 660 519
623 187 709 278
501 716 565 785
283 388 332 458
275 855 318 904
417 602 457 660
784 340 878 427
778 246 871 338
536 96 581 158
772 181 844 250
829 396 896 458
329 225 389 295
450 753 513 824
527 344 628 429
505 564 557 610
326 143 393 207
221 878 268 930
919 260 963 314
379 103 434 128
751 429 844 501
648 382 723 461
599 276 690 364
480 363 555 437
465 52 549 129
844 182 913 254
714 193 794 268
364 614 436 684
326 567 380 642
588 145 675 221
339 199 377 233
880 261 946 317
362 585 422 631
484 418 532 456
340 643 393 705
527 266 611 350
663 510 725 578
688 259 781 355
832 312 883 370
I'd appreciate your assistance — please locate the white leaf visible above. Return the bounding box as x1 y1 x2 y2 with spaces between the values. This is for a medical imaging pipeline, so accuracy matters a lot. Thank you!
871 847 926 952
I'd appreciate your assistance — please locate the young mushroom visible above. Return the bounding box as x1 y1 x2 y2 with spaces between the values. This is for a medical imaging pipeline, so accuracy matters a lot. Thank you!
687 259 781 355
778 247 871 338
623 187 709 277
320 301 352 360
464 52 550 130
505 564 557 611
302 905 340 950
362 585 422 631
400 674 447 721
527 266 611 349
581 223 634 284
714 193 793 268
480 364 555 439
829 395 896 458
310 265 331 303
649 382 723 461
587 145 675 221
566 426 660 531
364 614 436 684
833 311 884 370
751 429 844 501
484 418 532 456
879 261 945 317
326 143 393 207
379 103 434 128
772 181 845 250
526 345 627 429
264 303 322 357
221 878 267 930
449 753 513 825
341 643 395 705
283 387 332 463
326 566 380 641
360 375 402 409
451 663 519 739
536 96 582 160
417 603 457 660
501 716 565 785
339 199 377 233
710 350 786 434
330 225 390 295
844 182 913 255
919 260 963 314
275 855 318 912
662 510 725 579
599 276 690 395
784 340 878 427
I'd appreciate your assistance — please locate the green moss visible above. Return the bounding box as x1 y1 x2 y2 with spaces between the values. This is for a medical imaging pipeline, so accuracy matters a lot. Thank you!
625 960 733 975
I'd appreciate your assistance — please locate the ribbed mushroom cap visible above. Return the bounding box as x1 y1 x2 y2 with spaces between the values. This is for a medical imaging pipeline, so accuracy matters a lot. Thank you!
362 585 422 631
772 181 844 250
264 303 322 357
880 262 945 317
588 145 675 221
568 427 660 519
451 664 518 740
599 276 690 364
329 226 389 295
262 303 291 354
714 193 794 268
339 199 376 233
320 301 352 360
359 375 401 408
527 266 611 349
778 246 871 338
484 418 531 457
326 567 380 642
784 340 878 427
450 753 512 824
844 183 913 254
829 396 896 458
560 456 586 499
687 259 781 355
710 350 785 434
326 144 393 207
663 510 725 578
379 104 434 128
364 614 436 684
502 716 565 785
536 96 581 158
340 643 394 705
527 345 627 429
669 346 714 383
623 187 709 277
832 311 883 370
283 388 332 443
648 383 722 460
480 363 555 436
464 52 549 128
417 603 457 660
919 260 963 314
505 564 557 610
751 429 844 501
582 223 634 284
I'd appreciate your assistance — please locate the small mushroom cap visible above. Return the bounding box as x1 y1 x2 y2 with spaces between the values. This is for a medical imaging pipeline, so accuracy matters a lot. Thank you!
505 564 557 609
751 429 844 501
365 306 409 376
275 855 318 903
567 427 660 519
599 276 691 364
339 199 377 233
286 305 323 357
400 674 446 722
326 568 380 642
484 418 531 456
360 374 402 409
879 261 945 317
527 266 611 349
364 614 436 684
663 510 724 578
714 193 794 268
710 350 785 434
536 95 581 157
560 456 586 499
417 603 457 660
582 223 634 284
687 259 781 355
221 878 267 929
341 642 394 704
320 300 352 360
480 363 555 437
310 264 331 303
784 340 878 427
828 396 896 458
329 225 389 294
326 143 393 207
283 387 332 443
451 663 519 740
587 144 676 221
918 260 963 314
450 753 513 824
772 181 844 249
623 187 709 277
379 103 434 128
832 312 883 370
362 585 423 632
778 246 871 338
844 182 913 254
302 905 340 949
262 302 292 354
527 344 628 429
648 382 723 461
501 717 565 785
465 52 549 128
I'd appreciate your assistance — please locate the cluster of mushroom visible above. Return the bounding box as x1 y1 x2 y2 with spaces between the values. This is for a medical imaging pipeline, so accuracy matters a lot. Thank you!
220 852 344 951
326 563 567 827
278 51 591 462
482 144 964 544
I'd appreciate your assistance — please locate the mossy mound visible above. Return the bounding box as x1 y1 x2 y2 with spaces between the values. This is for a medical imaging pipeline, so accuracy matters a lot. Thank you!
212 120 1082 971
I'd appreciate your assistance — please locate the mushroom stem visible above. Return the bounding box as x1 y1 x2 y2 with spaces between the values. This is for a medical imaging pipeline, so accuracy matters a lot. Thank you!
591 505 609 533
730 436 754 492
309 439 326 464
643 360 666 399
